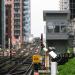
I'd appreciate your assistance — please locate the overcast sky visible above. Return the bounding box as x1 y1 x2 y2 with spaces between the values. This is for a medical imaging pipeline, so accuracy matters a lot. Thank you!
31 0 60 37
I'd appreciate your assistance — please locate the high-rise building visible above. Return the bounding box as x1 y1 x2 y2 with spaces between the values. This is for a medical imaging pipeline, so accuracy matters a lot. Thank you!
0 0 2 48
5 0 12 48
5 0 23 48
5 0 31 48
60 0 75 19
0 0 6 48
60 0 69 10
70 0 75 19
60 0 75 47
23 0 31 42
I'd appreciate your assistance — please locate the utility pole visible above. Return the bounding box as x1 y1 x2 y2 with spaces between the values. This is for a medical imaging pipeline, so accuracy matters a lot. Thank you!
40 33 44 55
8 38 10 49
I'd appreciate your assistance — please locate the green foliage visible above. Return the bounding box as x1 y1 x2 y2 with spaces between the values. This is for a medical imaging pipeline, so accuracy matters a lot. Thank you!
67 48 73 53
58 58 75 75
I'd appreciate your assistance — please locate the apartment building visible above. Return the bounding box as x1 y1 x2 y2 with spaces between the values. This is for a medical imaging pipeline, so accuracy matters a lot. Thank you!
23 0 31 42
0 0 6 48
60 0 69 10
60 0 75 47
60 0 75 19
5 0 12 48
5 0 31 48
5 0 23 48
0 0 2 48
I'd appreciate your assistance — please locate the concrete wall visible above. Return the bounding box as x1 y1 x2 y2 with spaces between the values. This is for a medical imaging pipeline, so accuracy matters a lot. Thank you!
46 13 69 40
47 40 68 54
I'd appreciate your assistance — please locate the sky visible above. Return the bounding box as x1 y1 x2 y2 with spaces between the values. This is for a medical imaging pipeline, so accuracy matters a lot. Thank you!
31 0 60 37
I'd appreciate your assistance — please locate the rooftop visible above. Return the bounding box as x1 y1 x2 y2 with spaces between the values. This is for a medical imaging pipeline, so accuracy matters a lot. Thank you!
43 10 70 20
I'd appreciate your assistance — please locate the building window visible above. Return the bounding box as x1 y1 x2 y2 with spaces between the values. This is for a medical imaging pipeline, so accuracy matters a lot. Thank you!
24 0 28 1
14 0 20 2
14 9 20 13
14 3 20 8
14 30 20 36
14 14 20 17
61 26 66 32
54 26 60 33
14 19 20 22
14 25 20 29
47 25 54 33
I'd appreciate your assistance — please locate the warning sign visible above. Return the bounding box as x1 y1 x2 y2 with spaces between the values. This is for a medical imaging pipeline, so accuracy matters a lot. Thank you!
32 55 41 63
